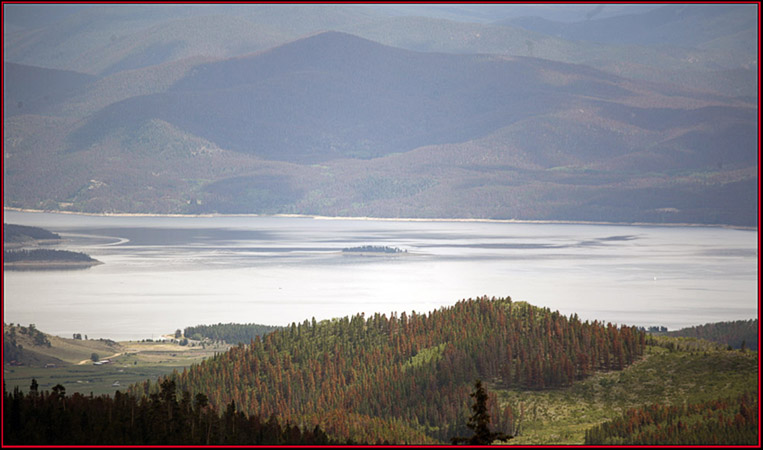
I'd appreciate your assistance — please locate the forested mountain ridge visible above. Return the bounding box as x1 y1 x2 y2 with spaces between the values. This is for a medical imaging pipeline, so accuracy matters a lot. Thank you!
129 297 645 444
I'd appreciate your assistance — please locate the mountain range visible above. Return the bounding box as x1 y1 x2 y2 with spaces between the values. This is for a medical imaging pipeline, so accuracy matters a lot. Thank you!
2 4 758 226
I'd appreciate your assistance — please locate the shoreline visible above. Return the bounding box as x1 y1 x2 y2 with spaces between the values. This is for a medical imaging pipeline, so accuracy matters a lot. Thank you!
3 260 103 271
3 207 757 231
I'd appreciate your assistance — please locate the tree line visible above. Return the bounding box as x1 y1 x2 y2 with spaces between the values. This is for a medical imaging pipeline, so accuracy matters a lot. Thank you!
342 245 406 254
4 249 97 263
3 378 348 445
667 319 758 351
183 323 281 345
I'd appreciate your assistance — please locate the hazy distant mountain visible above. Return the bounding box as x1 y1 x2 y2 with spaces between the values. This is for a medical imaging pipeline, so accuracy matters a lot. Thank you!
70 32 629 163
504 4 756 49
1 4 384 74
2 3 94 29
3 63 98 117
67 32 756 167
369 3 663 24
4 3 754 96
501 3 758 98
2 5 758 226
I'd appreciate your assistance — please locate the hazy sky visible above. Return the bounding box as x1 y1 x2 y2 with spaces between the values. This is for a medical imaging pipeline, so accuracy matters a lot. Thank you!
368 3 665 23
3 3 94 28
3 3 666 30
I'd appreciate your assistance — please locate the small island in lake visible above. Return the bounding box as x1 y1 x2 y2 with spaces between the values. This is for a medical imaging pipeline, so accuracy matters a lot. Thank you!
342 245 407 255
4 223 102 270
4 249 103 270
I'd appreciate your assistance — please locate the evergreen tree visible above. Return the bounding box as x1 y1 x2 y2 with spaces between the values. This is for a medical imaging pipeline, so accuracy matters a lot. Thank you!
451 379 512 445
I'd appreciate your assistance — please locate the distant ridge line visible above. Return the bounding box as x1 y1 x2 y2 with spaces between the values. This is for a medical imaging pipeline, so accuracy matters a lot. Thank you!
3 207 756 231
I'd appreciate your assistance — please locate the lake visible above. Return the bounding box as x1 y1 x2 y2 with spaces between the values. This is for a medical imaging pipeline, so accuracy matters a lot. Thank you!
2 210 758 341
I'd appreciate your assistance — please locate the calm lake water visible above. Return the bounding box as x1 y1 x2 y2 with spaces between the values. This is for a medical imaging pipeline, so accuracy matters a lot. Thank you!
3 210 758 341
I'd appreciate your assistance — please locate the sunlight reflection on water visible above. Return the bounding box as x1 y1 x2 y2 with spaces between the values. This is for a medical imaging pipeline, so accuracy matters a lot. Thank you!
3 211 757 340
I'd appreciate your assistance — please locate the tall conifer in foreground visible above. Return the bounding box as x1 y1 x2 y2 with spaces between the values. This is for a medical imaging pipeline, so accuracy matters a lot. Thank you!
451 379 512 445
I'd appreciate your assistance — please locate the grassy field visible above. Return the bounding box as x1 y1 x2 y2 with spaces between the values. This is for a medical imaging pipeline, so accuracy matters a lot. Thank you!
4 326 230 396
492 343 759 445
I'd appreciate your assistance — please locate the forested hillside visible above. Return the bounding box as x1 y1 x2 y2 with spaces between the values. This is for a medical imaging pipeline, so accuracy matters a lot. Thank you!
4 307 756 445
585 392 758 445
667 319 758 351
129 297 645 444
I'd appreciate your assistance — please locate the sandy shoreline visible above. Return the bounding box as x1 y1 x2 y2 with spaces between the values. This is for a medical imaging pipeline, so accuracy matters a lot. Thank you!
3 207 757 231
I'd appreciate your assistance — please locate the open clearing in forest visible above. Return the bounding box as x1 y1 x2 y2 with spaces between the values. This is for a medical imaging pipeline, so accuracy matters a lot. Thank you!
3 326 231 396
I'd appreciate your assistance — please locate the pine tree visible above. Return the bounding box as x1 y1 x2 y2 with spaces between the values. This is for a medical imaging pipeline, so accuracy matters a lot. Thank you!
451 379 512 445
